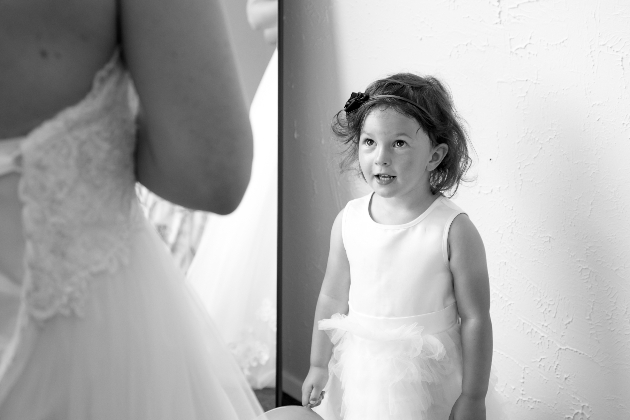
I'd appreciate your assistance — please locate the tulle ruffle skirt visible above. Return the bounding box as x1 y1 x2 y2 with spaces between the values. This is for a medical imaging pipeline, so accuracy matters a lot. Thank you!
0 214 264 420
313 304 504 420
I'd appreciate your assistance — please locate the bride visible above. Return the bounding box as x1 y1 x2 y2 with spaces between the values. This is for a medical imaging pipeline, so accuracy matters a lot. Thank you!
0 0 264 419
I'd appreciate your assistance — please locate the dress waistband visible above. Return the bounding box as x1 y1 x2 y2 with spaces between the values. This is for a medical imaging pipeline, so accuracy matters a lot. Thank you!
0 137 23 177
347 302 459 335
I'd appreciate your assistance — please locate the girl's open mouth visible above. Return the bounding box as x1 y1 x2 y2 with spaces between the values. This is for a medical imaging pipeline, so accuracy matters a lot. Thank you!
375 174 396 184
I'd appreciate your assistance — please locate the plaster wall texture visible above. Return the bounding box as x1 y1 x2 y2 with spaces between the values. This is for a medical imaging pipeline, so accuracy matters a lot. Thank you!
282 1 630 418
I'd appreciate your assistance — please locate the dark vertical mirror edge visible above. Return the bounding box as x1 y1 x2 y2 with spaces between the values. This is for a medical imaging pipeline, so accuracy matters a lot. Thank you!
275 0 284 409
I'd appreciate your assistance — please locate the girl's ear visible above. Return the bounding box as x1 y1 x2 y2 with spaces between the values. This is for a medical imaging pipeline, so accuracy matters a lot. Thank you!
427 143 448 171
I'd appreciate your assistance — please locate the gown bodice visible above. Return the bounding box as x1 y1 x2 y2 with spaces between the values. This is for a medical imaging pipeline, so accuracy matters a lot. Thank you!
0 51 140 321
342 193 465 317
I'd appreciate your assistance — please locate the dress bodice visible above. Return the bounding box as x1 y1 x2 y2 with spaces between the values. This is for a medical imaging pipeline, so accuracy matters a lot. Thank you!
0 51 141 321
342 194 465 317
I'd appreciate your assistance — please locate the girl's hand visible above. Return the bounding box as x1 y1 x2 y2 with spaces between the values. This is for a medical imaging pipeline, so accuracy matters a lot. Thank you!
301 366 329 408
449 394 486 420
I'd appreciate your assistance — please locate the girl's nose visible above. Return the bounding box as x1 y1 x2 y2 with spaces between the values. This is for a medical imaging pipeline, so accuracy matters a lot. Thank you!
374 145 390 166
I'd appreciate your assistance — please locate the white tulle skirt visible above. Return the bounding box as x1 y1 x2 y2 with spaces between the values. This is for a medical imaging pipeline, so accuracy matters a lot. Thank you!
0 212 264 420
313 304 505 420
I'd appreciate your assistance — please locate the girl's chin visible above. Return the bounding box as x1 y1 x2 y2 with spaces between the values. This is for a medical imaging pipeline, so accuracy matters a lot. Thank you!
370 184 430 201
370 184 400 198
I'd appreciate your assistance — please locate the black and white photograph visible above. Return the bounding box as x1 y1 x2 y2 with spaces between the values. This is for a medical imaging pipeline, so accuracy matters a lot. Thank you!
0 1 628 419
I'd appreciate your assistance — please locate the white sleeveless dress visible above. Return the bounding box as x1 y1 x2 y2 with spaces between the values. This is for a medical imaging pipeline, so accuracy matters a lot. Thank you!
0 52 264 420
313 194 504 420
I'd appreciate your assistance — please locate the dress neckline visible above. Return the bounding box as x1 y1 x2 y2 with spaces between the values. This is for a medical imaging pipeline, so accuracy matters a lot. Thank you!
365 192 443 229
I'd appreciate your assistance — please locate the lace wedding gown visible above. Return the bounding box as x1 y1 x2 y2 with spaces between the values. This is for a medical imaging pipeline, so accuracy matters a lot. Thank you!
0 51 264 420
187 49 278 390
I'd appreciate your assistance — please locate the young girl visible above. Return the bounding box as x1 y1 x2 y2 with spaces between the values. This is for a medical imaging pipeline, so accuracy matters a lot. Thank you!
302 73 504 420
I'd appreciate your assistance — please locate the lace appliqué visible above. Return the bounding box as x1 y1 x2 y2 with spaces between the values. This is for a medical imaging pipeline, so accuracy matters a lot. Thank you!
229 333 271 378
18 53 139 320
228 299 277 381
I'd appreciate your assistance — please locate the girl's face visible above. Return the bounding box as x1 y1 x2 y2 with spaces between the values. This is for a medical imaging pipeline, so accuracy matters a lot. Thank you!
358 108 445 201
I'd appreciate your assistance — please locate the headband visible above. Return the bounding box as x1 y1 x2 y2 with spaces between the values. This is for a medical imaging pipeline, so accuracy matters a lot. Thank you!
343 92 428 116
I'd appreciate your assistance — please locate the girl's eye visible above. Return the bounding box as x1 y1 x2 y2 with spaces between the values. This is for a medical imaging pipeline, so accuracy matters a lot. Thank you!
363 138 375 146
393 140 406 147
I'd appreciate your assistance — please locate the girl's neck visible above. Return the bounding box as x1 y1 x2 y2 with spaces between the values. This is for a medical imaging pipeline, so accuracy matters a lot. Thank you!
369 190 440 225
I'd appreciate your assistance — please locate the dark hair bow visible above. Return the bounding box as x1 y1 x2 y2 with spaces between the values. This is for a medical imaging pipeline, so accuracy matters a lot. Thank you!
344 92 370 114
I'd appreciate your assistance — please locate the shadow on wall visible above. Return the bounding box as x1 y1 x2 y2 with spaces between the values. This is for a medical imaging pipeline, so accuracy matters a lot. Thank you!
281 0 346 401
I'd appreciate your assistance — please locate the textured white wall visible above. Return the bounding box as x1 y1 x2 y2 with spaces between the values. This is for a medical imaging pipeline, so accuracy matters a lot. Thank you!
282 1 630 418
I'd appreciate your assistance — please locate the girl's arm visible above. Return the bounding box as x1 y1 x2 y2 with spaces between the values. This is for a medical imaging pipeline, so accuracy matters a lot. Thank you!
448 214 493 420
301 210 351 407
121 0 252 214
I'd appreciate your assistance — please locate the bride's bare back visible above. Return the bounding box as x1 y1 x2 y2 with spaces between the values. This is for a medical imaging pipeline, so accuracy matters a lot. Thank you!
0 0 118 138
0 0 252 213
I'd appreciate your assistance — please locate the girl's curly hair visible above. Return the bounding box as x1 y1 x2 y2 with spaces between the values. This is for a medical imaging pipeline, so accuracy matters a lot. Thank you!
332 73 472 197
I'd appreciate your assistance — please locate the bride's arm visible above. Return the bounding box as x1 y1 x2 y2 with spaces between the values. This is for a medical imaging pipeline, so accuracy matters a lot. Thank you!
120 0 252 214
